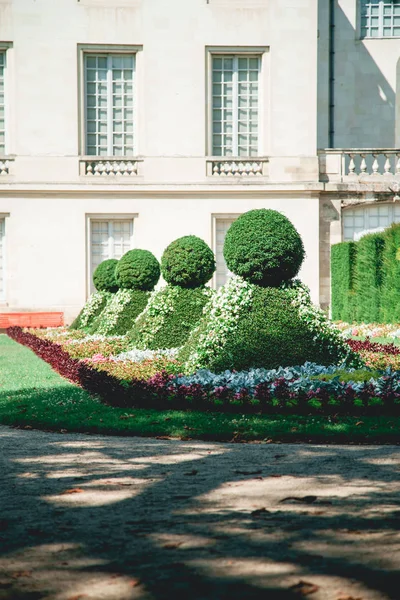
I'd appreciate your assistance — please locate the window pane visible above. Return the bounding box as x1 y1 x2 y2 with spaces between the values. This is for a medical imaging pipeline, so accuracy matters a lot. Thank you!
0 52 5 153
212 54 260 157
361 0 400 37
90 219 133 292
85 53 135 156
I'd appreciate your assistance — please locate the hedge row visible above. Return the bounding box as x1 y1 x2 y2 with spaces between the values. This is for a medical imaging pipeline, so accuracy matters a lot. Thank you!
331 223 400 323
7 327 400 415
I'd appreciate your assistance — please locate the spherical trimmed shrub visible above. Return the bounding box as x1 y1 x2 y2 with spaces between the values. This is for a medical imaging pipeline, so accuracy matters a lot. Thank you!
161 235 216 288
93 259 119 293
116 249 160 291
223 209 305 286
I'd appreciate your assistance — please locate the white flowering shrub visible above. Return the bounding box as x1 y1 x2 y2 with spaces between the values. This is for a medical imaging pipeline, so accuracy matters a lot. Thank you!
95 289 134 335
80 291 111 328
183 275 254 373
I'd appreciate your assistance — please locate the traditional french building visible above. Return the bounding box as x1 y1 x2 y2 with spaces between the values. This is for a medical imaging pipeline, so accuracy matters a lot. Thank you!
0 0 399 323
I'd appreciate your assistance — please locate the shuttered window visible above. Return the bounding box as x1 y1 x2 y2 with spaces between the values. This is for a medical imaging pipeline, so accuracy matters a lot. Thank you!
215 217 238 288
90 219 133 290
343 203 400 240
0 218 5 300
85 54 135 156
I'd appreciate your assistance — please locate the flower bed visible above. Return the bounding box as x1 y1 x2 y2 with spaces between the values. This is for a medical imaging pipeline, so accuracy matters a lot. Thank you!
335 321 400 340
8 326 400 416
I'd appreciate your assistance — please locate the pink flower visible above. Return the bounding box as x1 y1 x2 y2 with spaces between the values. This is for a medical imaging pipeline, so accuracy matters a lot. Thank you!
352 328 359 336
91 353 107 363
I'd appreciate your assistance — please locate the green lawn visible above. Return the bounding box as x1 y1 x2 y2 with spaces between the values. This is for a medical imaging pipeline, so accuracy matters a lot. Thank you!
1 334 399 443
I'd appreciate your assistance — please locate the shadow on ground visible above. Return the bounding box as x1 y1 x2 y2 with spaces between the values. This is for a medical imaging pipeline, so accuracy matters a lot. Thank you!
1 426 400 599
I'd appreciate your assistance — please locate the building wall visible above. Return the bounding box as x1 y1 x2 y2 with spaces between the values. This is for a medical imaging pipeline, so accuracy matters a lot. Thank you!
0 0 324 320
318 0 400 149
0 194 320 322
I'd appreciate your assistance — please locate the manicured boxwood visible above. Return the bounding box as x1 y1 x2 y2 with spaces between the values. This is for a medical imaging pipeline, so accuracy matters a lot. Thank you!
70 291 110 331
331 241 357 322
381 223 400 323
223 209 305 286
116 249 160 291
93 259 119 293
353 232 384 323
180 284 347 373
128 286 213 349
161 236 216 288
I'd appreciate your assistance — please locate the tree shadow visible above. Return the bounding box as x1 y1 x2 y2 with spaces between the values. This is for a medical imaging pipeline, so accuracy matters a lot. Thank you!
1 427 400 599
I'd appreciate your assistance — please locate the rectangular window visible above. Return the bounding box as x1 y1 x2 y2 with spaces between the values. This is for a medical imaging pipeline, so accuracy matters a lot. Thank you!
85 54 135 156
0 218 5 300
212 55 260 157
214 216 239 288
90 219 133 290
0 51 5 154
361 1 400 38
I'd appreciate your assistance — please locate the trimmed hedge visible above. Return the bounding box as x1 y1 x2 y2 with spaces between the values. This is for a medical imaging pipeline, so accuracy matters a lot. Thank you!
128 286 213 350
70 291 110 331
116 249 160 291
381 223 400 323
223 209 305 286
331 223 400 324
161 236 216 288
87 289 149 336
354 232 384 323
331 241 357 322
181 285 346 373
93 259 119 293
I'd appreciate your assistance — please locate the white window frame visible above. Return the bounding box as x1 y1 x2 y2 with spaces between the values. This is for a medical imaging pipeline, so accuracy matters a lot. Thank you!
342 202 400 240
0 214 9 303
78 45 143 158
0 43 12 156
206 47 269 158
211 213 241 289
360 0 400 38
86 213 137 297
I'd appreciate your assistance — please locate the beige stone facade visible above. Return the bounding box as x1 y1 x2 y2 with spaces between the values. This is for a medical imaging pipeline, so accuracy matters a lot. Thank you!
0 0 399 321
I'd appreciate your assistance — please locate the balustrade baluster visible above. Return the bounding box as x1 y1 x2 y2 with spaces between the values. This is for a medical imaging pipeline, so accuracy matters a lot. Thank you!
372 154 379 175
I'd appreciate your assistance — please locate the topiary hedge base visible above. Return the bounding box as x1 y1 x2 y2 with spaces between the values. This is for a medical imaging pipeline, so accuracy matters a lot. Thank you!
88 289 150 336
127 285 214 350
179 277 359 373
70 291 111 331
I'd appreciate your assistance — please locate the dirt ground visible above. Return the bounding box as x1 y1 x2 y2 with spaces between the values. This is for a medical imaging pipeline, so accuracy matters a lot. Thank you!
1 425 400 600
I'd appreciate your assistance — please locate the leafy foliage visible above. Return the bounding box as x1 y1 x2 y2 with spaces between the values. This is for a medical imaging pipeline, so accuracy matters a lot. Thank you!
116 249 160 291
181 277 358 374
381 223 400 323
8 327 400 417
93 259 119 293
223 209 305 286
353 232 385 323
331 241 357 322
161 236 216 288
89 289 150 335
128 285 214 349
70 291 111 331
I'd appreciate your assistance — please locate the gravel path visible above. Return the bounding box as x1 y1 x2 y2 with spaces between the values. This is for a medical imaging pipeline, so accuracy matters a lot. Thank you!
1 426 400 599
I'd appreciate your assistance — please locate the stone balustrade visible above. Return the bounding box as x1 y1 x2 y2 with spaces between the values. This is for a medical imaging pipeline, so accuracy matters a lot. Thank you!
0 157 13 175
319 149 400 183
207 157 269 177
80 157 142 176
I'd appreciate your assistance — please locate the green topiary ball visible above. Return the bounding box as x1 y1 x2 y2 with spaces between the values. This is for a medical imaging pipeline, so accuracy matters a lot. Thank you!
223 209 305 286
161 235 216 288
115 249 160 291
93 259 119 293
